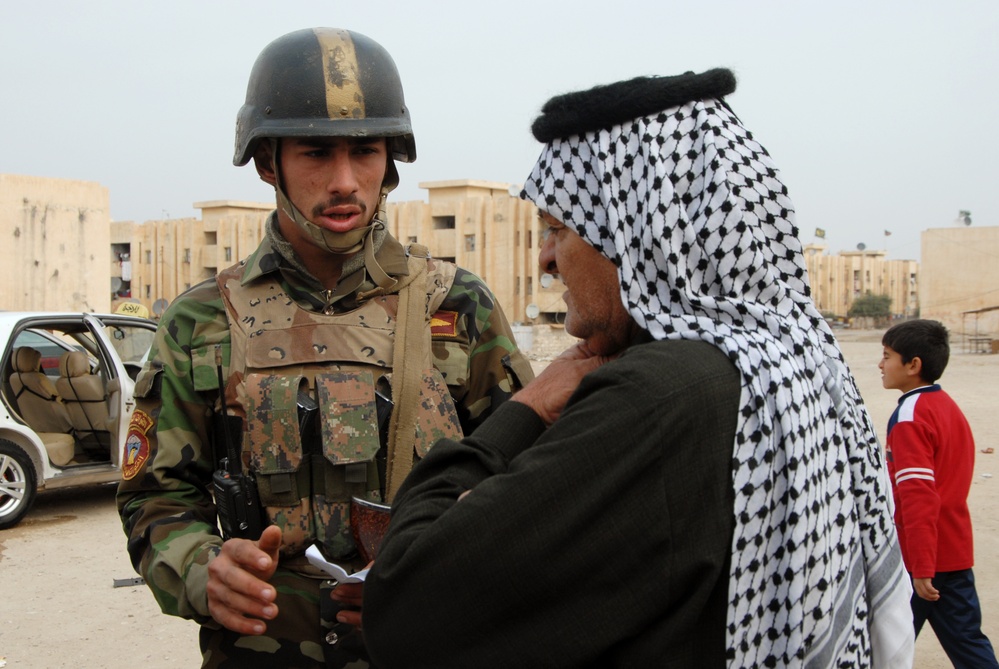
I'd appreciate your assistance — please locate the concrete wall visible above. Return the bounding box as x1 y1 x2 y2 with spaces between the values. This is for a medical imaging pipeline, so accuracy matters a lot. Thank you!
0 174 110 312
920 225 999 338
522 324 576 360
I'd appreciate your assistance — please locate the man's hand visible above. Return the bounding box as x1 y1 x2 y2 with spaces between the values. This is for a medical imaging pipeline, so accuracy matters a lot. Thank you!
511 342 611 425
914 577 940 601
207 524 283 634
329 561 373 629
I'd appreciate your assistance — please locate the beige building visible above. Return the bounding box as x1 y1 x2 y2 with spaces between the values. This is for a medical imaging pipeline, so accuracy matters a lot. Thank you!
803 244 919 320
111 180 562 325
113 201 272 314
387 180 562 324
32 174 999 346
1 174 111 312
919 225 999 343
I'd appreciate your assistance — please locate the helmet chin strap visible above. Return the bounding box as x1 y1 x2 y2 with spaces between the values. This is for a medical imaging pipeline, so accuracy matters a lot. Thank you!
271 138 397 294
274 183 372 254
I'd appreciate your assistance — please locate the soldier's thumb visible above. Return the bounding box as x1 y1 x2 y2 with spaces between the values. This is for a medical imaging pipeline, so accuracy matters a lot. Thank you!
256 525 283 564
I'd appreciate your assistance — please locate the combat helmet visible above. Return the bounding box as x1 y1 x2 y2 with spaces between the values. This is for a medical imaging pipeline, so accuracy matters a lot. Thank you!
234 27 416 170
235 28 414 258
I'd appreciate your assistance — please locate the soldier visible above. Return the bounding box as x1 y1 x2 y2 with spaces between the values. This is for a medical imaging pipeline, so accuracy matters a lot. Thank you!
117 27 533 668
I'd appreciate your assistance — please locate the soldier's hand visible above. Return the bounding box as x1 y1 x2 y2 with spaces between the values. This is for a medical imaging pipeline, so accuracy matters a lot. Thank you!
512 342 611 425
329 561 372 629
207 524 283 635
914 577 940 601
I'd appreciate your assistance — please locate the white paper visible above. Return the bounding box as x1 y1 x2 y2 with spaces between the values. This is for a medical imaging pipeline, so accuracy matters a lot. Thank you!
305 545 370 584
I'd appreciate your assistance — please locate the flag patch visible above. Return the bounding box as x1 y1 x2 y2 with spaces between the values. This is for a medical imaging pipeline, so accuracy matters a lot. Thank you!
430 310 459 338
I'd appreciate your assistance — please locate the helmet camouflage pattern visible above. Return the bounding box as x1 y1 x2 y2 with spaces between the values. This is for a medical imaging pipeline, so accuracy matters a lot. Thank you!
234 27 416 167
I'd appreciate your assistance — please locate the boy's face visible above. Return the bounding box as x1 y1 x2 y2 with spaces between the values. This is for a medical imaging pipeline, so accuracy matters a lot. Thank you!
879 345 923 393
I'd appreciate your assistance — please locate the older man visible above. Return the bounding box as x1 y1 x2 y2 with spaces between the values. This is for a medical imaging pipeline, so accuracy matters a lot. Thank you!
363 69 913 667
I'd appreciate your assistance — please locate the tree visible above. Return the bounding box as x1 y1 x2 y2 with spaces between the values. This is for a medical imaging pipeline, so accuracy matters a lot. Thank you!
848 292 892 327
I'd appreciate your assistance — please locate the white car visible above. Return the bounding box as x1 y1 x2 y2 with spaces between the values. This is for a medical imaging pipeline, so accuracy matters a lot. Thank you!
0 312 157 529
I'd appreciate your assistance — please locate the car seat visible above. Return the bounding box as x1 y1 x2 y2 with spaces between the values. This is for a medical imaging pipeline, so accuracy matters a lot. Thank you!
56 350 111 449
8 346 75 465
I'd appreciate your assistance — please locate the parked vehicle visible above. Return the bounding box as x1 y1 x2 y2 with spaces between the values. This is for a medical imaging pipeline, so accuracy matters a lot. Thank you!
0 312 157 529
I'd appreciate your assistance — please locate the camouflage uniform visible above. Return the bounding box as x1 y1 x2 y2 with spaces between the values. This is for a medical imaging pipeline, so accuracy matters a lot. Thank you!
117 215 533 668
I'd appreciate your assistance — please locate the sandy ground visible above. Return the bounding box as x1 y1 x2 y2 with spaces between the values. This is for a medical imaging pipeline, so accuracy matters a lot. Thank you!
0 330 995 668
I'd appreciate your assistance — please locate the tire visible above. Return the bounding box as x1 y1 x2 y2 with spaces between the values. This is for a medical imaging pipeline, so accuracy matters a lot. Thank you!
0 439 37 530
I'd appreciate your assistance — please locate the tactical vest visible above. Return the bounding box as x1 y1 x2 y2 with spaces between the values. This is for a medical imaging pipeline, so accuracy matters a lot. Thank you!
216 254 463 560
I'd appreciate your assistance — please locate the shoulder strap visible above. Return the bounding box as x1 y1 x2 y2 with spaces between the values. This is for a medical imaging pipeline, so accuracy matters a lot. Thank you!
383 247 430 503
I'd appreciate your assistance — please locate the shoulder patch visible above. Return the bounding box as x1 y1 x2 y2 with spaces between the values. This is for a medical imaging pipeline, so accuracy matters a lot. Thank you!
430 310 459 338
121 410 153 480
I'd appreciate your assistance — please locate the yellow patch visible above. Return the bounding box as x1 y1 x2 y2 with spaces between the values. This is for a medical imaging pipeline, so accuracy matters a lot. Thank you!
430 310 459 338
121 410 153 481
316 28 364 119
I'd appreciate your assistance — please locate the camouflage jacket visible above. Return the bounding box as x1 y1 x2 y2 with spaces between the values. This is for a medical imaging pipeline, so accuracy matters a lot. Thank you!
117 219 533 623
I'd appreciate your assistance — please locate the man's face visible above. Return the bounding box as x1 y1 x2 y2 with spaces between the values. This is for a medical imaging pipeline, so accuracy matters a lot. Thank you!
538 212 637 355
264 136 388 245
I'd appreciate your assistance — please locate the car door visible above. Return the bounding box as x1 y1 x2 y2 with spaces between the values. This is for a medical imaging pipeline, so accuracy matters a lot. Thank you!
81 314 156 468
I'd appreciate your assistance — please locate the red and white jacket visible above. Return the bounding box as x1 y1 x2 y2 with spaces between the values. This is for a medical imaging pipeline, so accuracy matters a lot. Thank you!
886 384 976 578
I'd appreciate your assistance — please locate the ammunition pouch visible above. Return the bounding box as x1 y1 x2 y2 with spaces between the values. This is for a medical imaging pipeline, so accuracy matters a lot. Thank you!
244 371 383 559
240 367 461 560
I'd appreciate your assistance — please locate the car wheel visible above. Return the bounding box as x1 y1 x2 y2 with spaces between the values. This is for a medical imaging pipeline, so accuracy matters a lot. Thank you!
0 440 37 530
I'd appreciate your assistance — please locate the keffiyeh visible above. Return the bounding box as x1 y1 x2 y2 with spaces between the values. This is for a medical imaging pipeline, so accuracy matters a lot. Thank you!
522 72 912 667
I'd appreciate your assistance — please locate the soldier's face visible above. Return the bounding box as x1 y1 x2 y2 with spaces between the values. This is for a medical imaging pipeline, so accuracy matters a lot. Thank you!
538 212 638 355
276 136 388 237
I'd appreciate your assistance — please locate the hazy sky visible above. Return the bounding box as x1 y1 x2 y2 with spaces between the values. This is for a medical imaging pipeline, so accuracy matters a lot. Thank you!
3 1 996 262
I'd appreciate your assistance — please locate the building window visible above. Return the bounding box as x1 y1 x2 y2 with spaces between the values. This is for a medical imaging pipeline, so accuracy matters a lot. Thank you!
408 236 418 244
145 250 152 264
464 234 476 252
145 285 151 298
224 246 233 262
183 248 191 264
433 216 456 230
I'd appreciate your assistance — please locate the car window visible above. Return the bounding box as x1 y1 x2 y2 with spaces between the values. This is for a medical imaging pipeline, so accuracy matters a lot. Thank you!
102 324 155 366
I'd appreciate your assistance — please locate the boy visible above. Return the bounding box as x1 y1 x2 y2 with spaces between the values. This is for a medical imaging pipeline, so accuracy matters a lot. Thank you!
881 319 999 668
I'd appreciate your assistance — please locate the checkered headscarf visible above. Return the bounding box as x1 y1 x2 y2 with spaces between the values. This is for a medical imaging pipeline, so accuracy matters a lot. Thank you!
522 75 912 667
